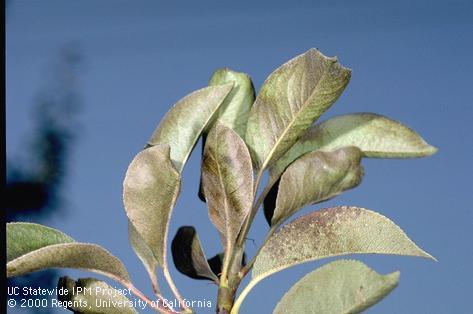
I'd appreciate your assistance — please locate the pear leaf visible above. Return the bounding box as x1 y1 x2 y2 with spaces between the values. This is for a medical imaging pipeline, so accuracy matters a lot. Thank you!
7 223 130 282
123 144 180 266
202 123 253 248
171 226 218 282
128 221 159 290
274 259 399 314
199 68 255 202
147 84 233 172
245 48 351 171
231 206 434 313
270 113 437 186
254 206 434 280
58 276 138 314
209 68 256 137
265 147 363 226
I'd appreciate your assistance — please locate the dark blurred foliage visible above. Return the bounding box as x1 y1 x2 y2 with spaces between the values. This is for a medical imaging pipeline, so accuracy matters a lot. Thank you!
6 44 82 220
6 44 83 313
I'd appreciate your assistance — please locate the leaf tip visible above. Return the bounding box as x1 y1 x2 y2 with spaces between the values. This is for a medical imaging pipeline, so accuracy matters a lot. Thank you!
418 249 437 262
389 270 401 283
425 144 438 156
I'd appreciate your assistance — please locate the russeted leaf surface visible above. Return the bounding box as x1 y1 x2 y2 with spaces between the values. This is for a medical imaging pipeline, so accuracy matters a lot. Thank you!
199 68 255 202
171 226 218 282
270 113 437 185
252 206 433 290
135 85 231 276
58 276 137 314
147 84 233 172
245 48 351 170
123 144 180 266
265 147 363 226
273 260 399 314
202 123 253 248
7 223 129 282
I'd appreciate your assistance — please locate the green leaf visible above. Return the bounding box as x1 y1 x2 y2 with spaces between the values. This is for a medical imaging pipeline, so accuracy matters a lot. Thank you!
209 68 256 137
264 147 364 226
128 221 159 290
147 83 233 172
273 260 399 314
171 226 218 282
123 144 180 266
7 223 130 282
7 222 74 262
245 48 351 171
202 123 254 248
232 206 434 312
58 276 138 314
270 113 437 185
199 68 255 202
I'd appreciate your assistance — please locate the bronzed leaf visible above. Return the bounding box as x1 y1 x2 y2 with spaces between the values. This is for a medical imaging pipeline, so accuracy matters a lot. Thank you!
265 147 363 226
123 144 180 266
254 206 434 280
270 113 437 185
147 84 233 172
199 68 255 202
245 48 351 171
229 206 435 311
202 123 253 248
171 226 218 282
58 276 137 314
7 223 129 281
274 260 399 314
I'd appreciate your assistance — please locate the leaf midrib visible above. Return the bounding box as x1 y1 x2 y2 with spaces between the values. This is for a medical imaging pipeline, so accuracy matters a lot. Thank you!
259 63 332 171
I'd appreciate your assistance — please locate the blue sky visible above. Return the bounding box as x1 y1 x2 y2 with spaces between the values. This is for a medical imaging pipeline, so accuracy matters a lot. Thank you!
6 1 473 313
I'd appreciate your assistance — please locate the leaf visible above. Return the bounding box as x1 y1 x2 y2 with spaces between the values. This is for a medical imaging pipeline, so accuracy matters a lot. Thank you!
7 222 74 262
7 223 130 281
123 144 180 266
230 206 435 312
209 68 256 137
264 147 364 226
171 226 218 282
199 68 256 202
254 206 434 280
263 179 280 225
128 221 159 290
147 83 233 172
245 48 351 171
273 259 399 314
270 113 438 185
58 276 138 314
201 123 254 248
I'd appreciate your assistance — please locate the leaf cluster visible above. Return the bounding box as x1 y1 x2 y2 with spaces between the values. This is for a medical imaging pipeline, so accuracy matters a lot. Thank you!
6 49 437 314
